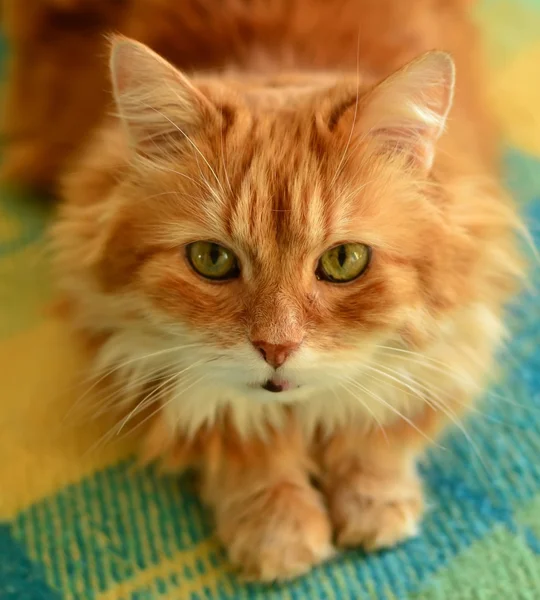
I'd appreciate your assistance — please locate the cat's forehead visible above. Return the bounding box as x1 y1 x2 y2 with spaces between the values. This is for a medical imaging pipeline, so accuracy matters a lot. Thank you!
213 117 358 257
148 102 414 260
226 165 331 255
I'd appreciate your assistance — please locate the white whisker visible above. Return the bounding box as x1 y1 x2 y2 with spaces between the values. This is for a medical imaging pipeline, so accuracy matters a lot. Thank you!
329 31 361 189
82 369 206 457
337 380 388 442
118 373 209 441
145 99 225 197
63 342 206 424
220 120 233 196
363 364 490 472
116 358 207 434
343 375 441 447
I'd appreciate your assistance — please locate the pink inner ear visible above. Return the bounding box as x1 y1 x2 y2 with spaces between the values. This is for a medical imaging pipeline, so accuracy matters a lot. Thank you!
109 39 211 155
110 40 145 95
111 57 131 94
347 53 455 171
372 124 436 169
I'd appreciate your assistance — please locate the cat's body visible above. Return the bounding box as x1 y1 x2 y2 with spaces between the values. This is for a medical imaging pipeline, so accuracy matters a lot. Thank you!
17 0 522 581
4 0 487 188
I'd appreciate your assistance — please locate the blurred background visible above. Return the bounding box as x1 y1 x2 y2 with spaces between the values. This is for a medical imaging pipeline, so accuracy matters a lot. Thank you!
0 1 539 599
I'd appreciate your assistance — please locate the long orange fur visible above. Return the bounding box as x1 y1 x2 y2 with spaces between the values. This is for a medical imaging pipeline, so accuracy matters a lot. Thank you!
8 0 524 581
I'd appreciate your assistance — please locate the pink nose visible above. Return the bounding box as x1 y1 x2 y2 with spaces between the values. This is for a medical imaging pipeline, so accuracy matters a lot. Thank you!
252 340 301 368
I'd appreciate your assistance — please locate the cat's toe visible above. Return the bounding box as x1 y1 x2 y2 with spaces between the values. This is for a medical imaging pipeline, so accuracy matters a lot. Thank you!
336 497 422 550
218 483 334 581
234 536 335 582
328 473 424 551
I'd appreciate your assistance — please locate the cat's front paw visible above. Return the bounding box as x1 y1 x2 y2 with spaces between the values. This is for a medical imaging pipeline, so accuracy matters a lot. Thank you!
217 482 334 581
327 471 424 550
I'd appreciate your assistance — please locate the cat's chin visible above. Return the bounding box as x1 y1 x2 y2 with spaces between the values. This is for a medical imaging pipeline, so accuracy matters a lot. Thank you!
246 378 310 403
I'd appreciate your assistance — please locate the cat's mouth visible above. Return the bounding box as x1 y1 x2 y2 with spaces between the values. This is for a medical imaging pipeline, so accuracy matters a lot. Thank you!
262 378 291 393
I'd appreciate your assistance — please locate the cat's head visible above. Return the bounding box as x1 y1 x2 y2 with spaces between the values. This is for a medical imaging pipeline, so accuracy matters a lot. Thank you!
64 37 483 407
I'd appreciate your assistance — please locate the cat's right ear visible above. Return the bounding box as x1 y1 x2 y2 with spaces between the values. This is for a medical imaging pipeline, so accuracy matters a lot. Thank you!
328 52 455 173
109 36 215 153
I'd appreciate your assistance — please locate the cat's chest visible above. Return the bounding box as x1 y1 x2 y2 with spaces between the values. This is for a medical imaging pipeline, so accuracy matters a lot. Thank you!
160 377 422 441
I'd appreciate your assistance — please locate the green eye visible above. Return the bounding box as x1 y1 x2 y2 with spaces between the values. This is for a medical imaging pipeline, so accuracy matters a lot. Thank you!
187 241 239 280
317 243 371 283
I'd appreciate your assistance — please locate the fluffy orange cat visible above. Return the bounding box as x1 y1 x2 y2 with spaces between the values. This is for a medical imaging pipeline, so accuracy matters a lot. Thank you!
38 0 522 582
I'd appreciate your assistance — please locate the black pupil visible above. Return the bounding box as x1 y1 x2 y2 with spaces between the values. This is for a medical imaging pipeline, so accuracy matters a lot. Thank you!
210 244 221 265
337 245 347 267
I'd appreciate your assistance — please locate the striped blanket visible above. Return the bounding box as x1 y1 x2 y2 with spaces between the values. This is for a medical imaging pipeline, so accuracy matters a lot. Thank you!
1 1 540 598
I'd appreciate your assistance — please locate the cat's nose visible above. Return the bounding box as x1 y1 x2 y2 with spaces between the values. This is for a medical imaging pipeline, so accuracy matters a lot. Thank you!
251 340 301 368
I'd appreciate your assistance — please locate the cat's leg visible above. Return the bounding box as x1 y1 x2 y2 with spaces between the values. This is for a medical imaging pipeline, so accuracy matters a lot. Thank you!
318 407 444 550
144 414 334 581
201 419 334 580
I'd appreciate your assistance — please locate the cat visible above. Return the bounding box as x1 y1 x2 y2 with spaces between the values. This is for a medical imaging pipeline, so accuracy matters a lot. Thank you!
46 0 523 582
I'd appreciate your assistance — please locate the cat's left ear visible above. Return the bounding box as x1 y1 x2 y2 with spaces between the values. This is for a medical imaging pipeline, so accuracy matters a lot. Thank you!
109 36 216 154
335 52 455 172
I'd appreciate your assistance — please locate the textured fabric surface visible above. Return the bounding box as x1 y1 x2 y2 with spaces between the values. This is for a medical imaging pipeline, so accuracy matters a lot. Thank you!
1 1 540 598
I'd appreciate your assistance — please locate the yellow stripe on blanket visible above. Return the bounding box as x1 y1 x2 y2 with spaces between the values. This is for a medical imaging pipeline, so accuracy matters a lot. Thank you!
95 539 234 600
475 0 540 68
488 43 540 155
0 318 135 518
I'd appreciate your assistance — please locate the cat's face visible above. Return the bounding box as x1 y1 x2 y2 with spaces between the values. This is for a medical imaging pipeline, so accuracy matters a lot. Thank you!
93 39 459 403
